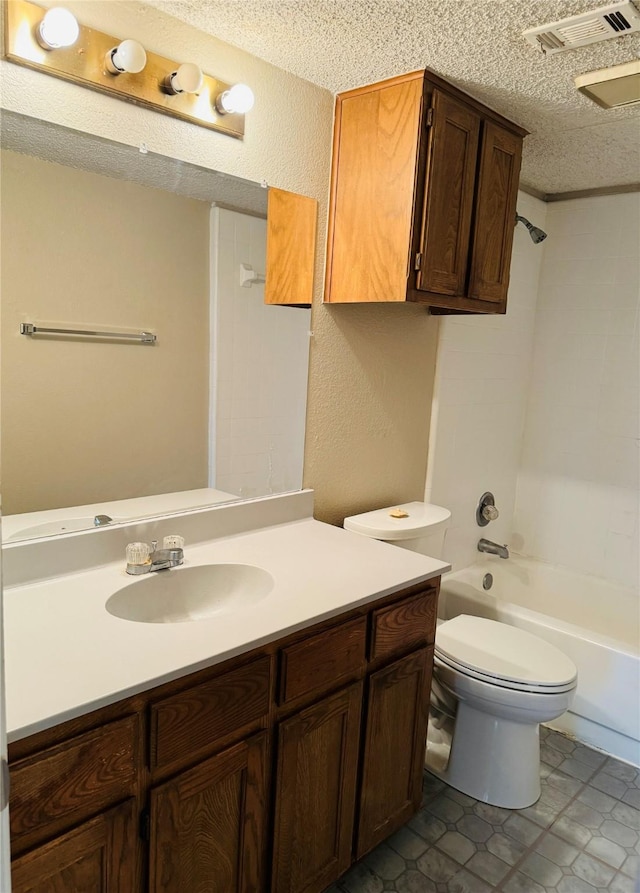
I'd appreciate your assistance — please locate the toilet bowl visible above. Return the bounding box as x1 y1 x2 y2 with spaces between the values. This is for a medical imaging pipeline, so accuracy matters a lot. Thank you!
343 501 578 809
431 614 577 808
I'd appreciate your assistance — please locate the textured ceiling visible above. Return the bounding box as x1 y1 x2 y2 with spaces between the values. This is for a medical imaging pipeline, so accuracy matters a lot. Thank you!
149 0 640 194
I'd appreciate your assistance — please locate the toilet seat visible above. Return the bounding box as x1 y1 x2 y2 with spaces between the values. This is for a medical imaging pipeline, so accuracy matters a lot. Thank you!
435 615 577 694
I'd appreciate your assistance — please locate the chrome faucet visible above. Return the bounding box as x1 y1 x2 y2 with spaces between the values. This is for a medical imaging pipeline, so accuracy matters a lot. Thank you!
477 538 509 559
126 538 184 575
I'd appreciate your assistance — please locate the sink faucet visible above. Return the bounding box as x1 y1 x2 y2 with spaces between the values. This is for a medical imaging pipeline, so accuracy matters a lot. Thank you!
126 537 184 575
477 538 509 560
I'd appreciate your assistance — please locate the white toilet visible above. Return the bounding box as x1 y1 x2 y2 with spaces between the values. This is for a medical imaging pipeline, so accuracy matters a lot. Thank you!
344 501 578 809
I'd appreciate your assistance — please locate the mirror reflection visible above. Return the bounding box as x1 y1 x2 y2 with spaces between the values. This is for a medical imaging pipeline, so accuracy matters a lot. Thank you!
0 112 311 542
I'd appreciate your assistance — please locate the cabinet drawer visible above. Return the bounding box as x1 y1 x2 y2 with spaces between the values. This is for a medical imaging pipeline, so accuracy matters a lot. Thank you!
10 715 137 845
370 589 438 661
150 654 271 770
279 617 367 705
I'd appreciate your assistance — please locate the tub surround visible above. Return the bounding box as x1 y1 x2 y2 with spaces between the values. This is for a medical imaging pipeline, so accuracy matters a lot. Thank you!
3 492 449 743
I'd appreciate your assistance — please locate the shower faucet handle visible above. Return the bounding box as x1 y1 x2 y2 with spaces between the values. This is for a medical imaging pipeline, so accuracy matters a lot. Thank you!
482 504 499 522
476 491 499 527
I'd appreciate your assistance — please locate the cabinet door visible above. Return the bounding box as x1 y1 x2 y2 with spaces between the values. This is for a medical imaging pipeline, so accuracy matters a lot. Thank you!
149 732 268 893
272 682 363 893
416 89 481 297
357 647 433 859
11 798 137 893
325 74 423 303
468 121 523 308
265 188 317 307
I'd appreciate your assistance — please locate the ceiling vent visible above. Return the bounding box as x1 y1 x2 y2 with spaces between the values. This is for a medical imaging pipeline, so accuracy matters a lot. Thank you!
523 2 640 54
575 59 640 107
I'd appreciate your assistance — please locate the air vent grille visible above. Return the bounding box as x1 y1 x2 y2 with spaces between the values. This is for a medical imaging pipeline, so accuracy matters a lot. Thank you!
523 1 640 54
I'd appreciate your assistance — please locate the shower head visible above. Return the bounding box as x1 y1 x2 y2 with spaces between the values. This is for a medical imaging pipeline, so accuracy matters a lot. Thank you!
515 214 547 244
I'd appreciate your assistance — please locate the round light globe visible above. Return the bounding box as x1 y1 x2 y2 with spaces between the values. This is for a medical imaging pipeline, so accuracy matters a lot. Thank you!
108 39 147 74
38 7 79 49
217 83 255 115
170 63 204 95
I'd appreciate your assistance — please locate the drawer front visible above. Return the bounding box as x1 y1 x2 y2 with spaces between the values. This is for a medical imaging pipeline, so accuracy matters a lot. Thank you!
10 715 137 844
370 588 438 661
150 654 271 770
279 617 367 705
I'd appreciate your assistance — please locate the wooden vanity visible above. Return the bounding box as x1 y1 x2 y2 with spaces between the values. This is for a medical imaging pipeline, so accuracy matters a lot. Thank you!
9 577 440 893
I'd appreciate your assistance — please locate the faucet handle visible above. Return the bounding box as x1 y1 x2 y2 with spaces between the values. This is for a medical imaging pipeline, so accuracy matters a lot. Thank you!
126 542 151 565
163 535 185 550
482 504 499 522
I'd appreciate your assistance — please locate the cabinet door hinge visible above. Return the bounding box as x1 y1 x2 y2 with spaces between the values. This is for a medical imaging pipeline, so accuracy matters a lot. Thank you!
414 252 423 271
424 107 434 128
139 807 150 842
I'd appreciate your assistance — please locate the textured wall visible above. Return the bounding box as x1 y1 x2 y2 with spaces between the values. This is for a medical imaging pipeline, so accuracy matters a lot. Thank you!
1 150 210 514
1 1 440 525
425 192 548 571
305 305 439 525
514 193 639 589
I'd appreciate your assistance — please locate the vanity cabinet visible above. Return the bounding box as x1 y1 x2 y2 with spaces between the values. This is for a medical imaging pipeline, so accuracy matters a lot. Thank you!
324 69 526 314
8 578 440 893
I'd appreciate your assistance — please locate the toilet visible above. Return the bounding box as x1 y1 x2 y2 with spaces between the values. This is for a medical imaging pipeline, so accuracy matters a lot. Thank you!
344 501 578 809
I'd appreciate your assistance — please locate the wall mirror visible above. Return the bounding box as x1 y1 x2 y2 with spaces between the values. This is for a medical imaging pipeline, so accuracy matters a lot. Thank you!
0 111 312 543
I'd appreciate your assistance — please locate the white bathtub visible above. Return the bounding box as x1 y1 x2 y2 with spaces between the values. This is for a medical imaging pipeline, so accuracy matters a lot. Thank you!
438 555 640 766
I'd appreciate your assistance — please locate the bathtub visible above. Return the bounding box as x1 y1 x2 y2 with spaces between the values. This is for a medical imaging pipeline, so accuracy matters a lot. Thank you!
438 555 640 766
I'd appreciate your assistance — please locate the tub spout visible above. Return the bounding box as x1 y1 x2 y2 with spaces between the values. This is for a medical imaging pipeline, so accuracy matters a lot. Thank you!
478 538 509 559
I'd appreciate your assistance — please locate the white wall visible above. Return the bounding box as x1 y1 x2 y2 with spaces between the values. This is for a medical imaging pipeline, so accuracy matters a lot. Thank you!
513 193 640 589
211 207 310 499
425 192 547 571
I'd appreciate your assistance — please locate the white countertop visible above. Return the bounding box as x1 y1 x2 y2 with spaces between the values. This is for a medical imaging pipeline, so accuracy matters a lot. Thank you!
4 517 449 743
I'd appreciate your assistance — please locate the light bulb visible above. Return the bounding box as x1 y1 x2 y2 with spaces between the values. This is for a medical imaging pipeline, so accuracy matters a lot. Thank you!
168 63 203 95
37 7 79 49
106 39 147 75
216 83 255 115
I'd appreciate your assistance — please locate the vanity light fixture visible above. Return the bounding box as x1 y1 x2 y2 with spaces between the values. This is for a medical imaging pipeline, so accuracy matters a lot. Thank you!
216 83 255 115
105 39 147 75
5 0 253 139
166 62 204 95
36 7 79 49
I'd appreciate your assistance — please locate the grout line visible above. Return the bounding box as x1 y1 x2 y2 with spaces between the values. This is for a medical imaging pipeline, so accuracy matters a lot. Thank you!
493 771 593 891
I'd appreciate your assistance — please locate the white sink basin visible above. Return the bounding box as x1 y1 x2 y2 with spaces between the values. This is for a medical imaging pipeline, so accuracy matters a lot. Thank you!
105 564 274 624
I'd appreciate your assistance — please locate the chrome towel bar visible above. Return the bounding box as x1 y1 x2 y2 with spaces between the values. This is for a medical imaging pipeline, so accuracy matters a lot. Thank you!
20 323 156 344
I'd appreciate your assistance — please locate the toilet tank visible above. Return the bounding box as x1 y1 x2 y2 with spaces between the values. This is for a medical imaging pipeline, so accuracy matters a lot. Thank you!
344 502 451 560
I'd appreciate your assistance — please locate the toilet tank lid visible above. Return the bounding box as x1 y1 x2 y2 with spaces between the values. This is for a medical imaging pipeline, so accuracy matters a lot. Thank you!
436 615 577 687
343 502 451 541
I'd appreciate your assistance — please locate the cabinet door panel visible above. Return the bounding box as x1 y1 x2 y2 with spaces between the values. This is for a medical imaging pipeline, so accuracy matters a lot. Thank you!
149 733 268 893
326 76 423 302
11 799 137 893
417 89 481 296
272 682 363 893
468 121 522 307
357 647 433 858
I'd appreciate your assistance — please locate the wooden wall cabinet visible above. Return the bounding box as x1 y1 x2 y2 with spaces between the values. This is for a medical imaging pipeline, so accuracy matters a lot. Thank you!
9 579 440 893
324 69 527 314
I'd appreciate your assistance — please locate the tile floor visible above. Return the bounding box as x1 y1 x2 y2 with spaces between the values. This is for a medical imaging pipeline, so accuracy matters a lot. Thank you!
329 728 640 893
